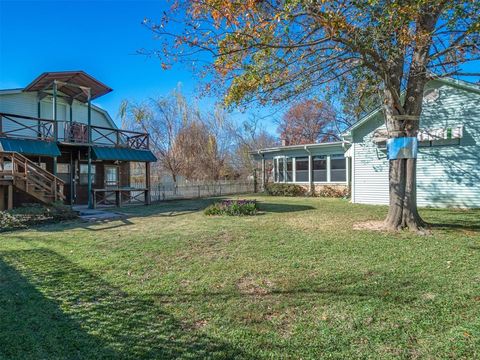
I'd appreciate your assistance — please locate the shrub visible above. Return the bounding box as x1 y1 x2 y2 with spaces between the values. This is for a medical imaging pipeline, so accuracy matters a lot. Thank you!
205 199 258 216
0 211 24 231
316 186 350 198
265 183 306 197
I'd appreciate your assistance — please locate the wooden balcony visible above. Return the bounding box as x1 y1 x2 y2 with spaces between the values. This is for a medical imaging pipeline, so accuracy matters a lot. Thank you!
0 112 150 150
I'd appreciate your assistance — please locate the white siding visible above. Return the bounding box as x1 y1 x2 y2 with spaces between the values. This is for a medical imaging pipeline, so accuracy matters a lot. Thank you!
0 92 38 117
71 101 112 128
0 92 42 138
351 80 480 208
352 142 389 205
0 91 117 142
40 100 67 121
415 82 480 208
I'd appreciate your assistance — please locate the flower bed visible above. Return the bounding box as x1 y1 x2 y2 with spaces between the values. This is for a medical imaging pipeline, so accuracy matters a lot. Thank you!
204 199 258 216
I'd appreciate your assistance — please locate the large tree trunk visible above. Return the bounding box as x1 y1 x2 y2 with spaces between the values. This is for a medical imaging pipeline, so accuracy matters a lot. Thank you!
383 90 426 232
384 157 425 231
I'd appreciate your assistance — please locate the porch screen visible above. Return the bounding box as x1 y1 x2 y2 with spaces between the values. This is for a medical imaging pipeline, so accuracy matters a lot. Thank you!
295 157 309 182
313 156 327 182
286 158 293 182
278 158 284 182
330 155 346 182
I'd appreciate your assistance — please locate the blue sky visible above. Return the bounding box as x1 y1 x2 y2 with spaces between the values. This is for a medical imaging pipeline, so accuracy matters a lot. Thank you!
0 0 280 133
0 1 478 135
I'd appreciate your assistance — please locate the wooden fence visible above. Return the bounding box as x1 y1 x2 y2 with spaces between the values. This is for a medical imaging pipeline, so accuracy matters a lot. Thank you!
131 180 256 202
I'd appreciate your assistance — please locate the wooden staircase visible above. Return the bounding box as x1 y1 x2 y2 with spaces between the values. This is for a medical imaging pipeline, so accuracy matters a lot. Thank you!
0 151 65 207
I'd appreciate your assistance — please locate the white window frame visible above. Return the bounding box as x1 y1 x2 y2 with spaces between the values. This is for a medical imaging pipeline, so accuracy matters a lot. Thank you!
325 154 347 184
312 155 328 183
273 154 347 185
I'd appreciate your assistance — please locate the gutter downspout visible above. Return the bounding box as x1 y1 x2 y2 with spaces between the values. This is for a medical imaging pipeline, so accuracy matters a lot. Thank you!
341 139 353 203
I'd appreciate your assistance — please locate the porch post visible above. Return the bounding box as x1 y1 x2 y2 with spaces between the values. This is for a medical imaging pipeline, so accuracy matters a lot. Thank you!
308 155 313 193
0 186 5 211
261 156 266 191
326 155 331 183
87 89 93 209
292 157 296 183
69 150 74 205
52 80 58 177
145 161 151 205
7 184 13 210
37 97 41 139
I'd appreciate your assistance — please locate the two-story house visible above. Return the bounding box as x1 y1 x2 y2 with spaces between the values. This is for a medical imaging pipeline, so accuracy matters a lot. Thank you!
0 71 156 209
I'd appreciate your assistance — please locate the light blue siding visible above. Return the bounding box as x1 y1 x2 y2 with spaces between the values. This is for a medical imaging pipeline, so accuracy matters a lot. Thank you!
0 91 116 134
351 80 480 208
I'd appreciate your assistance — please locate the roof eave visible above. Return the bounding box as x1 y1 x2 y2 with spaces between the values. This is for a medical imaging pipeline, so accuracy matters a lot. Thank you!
252 141 344 155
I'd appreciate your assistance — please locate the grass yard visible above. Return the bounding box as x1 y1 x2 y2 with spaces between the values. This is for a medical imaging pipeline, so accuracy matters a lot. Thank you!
0 196 479 359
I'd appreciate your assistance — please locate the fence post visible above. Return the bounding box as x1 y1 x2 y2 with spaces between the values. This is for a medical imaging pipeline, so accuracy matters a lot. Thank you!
253 169 258 193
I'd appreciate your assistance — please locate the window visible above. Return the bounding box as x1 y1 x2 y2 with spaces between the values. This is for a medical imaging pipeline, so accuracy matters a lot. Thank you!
286 158 293 182
330 155 346 182
57 163 70 183
278 158 284 182
295 157 309 182
105 166 119 187
313 156 327 182
79 164 96 185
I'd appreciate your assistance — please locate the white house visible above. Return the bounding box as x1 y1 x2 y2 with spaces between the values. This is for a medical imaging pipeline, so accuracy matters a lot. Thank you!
253 78 480 208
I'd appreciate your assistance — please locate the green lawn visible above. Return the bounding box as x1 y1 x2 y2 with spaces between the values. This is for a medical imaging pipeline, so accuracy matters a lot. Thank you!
1 196 479 359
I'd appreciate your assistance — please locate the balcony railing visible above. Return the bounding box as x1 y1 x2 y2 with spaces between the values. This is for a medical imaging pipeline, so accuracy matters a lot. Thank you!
0 112 150 150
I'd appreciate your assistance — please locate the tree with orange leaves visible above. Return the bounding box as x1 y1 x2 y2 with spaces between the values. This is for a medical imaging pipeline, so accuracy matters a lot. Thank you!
144 1 480 231
277 99 340 145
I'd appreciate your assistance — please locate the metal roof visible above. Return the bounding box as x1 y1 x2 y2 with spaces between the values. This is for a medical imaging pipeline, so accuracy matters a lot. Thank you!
0 138 61 157
24 71 112 103
91 146 157 162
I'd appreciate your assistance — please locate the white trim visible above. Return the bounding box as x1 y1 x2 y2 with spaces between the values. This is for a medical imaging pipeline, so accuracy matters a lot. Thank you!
292 157 297 183
346 155 350 187
351 143 356 203
252 141 344 155
291 181 348 185
272 154 347 185
326 155 331 182
0 88 23 95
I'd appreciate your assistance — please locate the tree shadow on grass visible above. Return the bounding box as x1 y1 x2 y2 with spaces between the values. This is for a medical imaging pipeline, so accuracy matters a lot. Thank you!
257 202 315 213
21 197 315 233
0 249 253 360
422 208 480 232
33 217 137 233
116 198 220 218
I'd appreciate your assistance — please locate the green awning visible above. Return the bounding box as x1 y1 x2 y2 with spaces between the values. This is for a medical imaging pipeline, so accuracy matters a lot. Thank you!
91 146 157 162
0 138 61 157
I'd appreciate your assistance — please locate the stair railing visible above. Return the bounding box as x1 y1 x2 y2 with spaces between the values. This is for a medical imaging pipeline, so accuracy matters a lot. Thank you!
0 151 65 202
